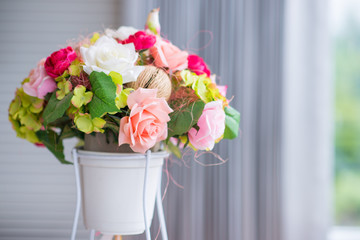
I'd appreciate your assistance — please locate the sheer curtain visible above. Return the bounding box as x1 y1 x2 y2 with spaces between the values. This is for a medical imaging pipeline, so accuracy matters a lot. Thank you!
121 1 332 240
282 0 333 239
120 1 284 240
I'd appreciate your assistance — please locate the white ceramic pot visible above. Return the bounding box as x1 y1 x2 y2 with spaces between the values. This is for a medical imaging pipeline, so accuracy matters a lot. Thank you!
78 149 167 235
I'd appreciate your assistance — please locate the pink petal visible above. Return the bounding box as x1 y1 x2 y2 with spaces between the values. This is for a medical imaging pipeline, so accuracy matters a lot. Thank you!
127 88 158 109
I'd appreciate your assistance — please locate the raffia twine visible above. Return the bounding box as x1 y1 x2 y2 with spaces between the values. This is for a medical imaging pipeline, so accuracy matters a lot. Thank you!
127 66 172 100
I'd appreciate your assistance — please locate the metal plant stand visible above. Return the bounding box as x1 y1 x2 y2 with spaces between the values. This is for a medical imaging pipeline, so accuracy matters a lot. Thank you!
70 148 168 240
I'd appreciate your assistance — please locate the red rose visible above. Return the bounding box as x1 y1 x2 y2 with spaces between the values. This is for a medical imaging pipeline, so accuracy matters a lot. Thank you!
44 46 77 78
120 31 156 51
187 54 211 77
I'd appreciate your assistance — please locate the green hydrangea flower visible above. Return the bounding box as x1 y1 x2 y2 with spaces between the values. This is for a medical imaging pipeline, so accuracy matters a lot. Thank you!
180 70 212 103
68 59 82 77
19 126 40 143
115 87 133 109
55 70 70 82
180 70 227 105
56 80 72 100
66 104 82 119
71 85 93 108
9 95 21 117
8 88 43 143
9 116 39 144
109 71 132 109
74 113 105 134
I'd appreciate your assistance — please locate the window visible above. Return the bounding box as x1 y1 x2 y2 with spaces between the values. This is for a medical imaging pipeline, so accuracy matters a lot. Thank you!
330 0 360 238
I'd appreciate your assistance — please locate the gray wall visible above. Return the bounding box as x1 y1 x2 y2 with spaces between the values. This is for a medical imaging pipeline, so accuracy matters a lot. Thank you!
0 0 119 239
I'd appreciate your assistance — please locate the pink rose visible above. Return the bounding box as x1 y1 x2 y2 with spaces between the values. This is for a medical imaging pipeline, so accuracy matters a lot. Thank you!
118 88 173 153
188 101 225 150
23 59 57 99
217 85 228 97
187 54 211 77
44 46 77 78
150 39 188 71
119 31 156 50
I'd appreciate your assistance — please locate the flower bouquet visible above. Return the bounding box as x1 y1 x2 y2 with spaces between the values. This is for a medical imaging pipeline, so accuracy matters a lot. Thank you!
8 9 240 163
8 8 240 235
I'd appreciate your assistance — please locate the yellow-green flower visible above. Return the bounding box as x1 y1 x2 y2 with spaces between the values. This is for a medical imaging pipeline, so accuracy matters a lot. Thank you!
115 86 133 109
55 70 70 82
180 70 212 103
9 95 21 117
108 71 132 109
71 85 93 108
74 113 105 134
180 70 227 105
19 111 42 131
68 59 83 76
56 80 72 100
19 126 40 143
90 32 100 45
66 104 82 119
8 88 43 143
109 71 123 85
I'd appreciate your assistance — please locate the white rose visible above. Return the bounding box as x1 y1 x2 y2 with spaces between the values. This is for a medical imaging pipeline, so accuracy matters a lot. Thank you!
80 36 144 84
105 26 138 40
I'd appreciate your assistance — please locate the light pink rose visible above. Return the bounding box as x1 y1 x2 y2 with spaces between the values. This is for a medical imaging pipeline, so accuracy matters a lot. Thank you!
217 85 228 97
118 88 173 153
188 101 225 150
150 38 188 72
23 59 57 99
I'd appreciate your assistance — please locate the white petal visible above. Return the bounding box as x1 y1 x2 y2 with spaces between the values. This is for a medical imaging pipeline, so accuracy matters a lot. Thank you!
122 66 145 84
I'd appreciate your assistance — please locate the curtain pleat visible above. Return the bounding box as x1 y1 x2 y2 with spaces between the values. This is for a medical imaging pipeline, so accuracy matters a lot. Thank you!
120 1 284 240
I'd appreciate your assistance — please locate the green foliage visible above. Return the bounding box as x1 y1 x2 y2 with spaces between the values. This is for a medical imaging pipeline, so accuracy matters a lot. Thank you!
42 92 73 126
335 17 360 225
87 71 119 118
167 100 205 138
223 106 241 139
36 130 71 164
335 171 360 225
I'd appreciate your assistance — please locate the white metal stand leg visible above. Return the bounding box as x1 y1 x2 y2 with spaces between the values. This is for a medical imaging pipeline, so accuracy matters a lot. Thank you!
70 148 169 240
143 150 151 240
156 170 168 240
71 148 81 240
89 229 95 240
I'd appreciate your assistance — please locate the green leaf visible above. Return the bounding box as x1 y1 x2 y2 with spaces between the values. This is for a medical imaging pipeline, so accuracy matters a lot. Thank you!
47 116 72 128
166 140 182 159
43 92 73 126
167 100 205 138
223 106 241 139
60 125 77 140
36 130 71 164
88 71 119 118
104 121 120 133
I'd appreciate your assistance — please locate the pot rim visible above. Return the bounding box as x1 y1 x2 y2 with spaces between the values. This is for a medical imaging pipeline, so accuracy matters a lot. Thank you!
76 147 169 160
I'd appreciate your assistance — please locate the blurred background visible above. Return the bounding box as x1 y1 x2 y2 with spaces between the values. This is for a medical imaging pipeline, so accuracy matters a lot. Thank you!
1 0 359 240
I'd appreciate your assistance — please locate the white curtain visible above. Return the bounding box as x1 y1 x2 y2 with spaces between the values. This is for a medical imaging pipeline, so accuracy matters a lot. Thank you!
282 0 333 239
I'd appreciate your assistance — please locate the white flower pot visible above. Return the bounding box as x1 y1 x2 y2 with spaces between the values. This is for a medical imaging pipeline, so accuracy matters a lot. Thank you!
77 149 167 235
